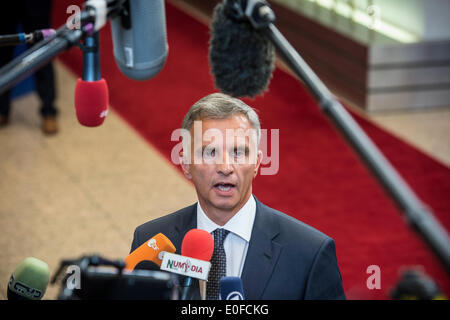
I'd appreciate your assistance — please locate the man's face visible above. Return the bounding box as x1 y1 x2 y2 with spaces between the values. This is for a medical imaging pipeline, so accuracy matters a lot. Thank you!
181 114 262 222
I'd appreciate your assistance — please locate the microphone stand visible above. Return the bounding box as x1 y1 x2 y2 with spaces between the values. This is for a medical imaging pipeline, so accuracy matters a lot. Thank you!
180 276 193 300
235 0 450 273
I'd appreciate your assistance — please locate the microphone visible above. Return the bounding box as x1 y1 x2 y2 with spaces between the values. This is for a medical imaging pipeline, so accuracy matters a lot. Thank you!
133 260 161 271
7 257 50 300
125 233 176 270
159 229 214 300
209 0 275 97
74 31 109 127
110 0 168 80
390 269 447 300
0 29 56 47
160 229 214 280
181 229 215 261
220 276 245 300
181 228 214 295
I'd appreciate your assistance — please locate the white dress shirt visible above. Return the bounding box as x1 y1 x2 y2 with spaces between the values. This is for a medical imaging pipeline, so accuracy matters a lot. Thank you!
197 194 256 277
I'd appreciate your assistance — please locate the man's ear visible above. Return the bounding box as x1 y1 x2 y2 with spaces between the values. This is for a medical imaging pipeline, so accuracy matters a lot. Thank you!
180 149 192 180
253 150 263 178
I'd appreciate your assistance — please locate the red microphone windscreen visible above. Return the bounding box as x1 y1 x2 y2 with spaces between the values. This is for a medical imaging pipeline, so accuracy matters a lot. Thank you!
74 78 109 127
181 229 214 262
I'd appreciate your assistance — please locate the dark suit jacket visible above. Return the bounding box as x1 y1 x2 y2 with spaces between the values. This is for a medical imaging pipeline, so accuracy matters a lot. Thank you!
130 197 346 300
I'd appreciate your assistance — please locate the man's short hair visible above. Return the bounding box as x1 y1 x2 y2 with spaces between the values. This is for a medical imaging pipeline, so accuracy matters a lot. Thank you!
181 93 261 146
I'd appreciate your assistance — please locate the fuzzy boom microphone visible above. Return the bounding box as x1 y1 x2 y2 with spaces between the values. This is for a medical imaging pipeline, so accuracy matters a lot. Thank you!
209 0 275 98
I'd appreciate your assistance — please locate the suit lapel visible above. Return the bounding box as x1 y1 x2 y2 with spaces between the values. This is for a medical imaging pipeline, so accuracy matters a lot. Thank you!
173 203 197 252
241 199 282 299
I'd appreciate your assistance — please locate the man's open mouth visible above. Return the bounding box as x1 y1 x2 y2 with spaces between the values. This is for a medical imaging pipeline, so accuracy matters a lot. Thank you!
214 183 236 192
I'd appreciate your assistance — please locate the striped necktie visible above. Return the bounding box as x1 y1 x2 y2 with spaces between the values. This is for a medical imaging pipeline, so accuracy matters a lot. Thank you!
206 228 230 300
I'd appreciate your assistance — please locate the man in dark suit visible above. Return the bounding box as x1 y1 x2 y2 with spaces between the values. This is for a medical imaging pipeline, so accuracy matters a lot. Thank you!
130 93 345 299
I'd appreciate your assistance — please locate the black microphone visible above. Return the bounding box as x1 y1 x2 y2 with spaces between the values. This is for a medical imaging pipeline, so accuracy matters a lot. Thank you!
209 0 275 97
390 269 447 300
0 29 56 47
134 260 161 271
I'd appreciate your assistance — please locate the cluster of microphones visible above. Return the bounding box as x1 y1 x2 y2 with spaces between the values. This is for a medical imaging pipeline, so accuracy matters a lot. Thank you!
7 229 245 300
72 0 275 127
8 227 445 300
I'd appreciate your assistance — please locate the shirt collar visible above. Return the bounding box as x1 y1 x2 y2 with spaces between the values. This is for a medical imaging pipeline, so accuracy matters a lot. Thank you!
197 195 256 242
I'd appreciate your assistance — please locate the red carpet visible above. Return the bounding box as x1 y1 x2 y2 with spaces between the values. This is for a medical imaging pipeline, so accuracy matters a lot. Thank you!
52 1 449 299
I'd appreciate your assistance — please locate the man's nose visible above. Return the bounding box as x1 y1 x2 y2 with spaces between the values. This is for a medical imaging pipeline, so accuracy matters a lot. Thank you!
216 152 233 175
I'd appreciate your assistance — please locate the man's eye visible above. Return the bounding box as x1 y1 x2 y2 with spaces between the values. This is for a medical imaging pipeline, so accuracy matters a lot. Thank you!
232 149 246 157
204 148 216 158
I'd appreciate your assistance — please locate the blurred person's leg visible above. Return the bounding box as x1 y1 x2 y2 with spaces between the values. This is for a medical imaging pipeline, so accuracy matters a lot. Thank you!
23 0 58 134
35 62 58 134
0 3 20 127
0 46 15 127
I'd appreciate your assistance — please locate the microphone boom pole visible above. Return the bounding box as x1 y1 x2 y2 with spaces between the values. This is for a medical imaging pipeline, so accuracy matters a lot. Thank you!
238 0 450 273
0 25 81 94
0 17 89 95
0 0 126 95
